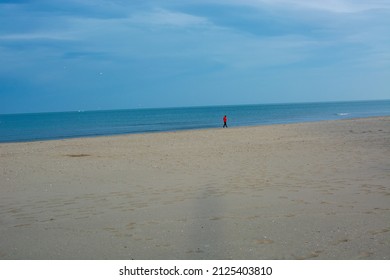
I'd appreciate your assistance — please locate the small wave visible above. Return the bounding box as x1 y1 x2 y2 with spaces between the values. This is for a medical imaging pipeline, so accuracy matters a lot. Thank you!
336 113 349 116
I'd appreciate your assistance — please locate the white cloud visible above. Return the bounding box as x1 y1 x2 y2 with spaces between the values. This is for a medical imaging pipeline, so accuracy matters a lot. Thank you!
129 8 210 27
0 32 74 41
280 0 390 13
218 0 390 13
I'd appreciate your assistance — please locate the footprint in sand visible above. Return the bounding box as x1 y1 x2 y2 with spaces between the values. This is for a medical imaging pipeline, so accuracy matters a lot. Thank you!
186 248 205 254
65 154 91 157
369 228 390 235
307 250 323 259
357 251 374 259
331 238 349 245
13 223 31 228
294 250 323 260
292 199 310 205
255 239 274 245
126 222 136 230
155 243 171 248
75 216 89 220
285 214 295 218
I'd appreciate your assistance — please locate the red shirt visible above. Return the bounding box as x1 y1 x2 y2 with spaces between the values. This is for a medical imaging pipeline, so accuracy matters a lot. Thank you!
223 116 227 122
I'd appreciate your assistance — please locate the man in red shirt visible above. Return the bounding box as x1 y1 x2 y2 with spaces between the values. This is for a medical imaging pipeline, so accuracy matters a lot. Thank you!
223 115 228 128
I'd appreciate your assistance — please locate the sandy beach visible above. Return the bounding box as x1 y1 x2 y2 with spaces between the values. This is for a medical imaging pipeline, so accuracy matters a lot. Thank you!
0 117 389 259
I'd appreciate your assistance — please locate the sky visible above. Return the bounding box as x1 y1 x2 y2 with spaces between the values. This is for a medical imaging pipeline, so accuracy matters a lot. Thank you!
1 0 389 114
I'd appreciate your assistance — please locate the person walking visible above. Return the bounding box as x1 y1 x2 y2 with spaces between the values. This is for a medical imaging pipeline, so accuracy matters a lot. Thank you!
223 115 228 128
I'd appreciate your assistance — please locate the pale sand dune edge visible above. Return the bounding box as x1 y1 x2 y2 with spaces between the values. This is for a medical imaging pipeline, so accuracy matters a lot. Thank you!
0 117 389 259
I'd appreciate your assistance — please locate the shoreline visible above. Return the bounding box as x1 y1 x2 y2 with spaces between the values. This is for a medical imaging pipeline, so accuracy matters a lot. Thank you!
1 116 389 259
1 115 389 145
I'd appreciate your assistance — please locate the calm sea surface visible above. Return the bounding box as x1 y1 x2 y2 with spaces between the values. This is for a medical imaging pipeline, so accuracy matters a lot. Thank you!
1 100 389 143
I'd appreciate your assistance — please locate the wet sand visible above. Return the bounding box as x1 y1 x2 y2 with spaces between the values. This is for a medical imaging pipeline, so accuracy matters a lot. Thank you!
0 117 389 259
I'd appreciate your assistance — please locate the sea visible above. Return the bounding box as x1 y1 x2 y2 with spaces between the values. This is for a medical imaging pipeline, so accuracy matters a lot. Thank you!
1 100 389 143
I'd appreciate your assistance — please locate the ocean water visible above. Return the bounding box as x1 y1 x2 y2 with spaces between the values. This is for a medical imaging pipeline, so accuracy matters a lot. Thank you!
0 100 389 143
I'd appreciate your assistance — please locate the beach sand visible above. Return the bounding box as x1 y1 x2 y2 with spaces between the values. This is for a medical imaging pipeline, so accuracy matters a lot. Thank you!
0 117 389 259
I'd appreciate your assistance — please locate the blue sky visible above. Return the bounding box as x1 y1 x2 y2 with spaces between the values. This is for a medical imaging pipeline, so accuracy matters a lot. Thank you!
1 0 389 114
